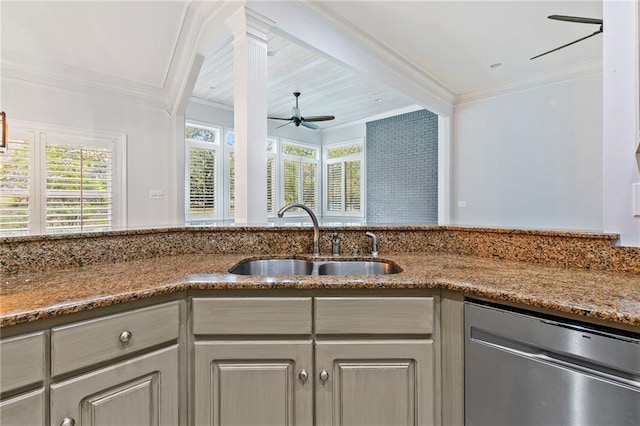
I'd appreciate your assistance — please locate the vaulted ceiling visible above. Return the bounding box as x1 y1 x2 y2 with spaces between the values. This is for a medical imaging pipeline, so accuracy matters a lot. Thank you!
1 1 603 128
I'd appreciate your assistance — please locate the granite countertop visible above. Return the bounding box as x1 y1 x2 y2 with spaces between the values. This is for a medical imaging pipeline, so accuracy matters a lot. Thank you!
2 252 639 329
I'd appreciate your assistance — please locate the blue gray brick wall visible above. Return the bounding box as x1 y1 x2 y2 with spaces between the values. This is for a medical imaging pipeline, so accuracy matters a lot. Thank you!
366 109 438 224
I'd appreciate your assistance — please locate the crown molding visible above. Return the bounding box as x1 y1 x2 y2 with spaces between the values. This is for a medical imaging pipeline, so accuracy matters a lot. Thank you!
1 50 166 109
454 59 603 106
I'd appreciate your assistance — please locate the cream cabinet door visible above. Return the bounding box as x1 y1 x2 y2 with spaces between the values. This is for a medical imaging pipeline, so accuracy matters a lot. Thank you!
50 345 178 426
315 340 435 426
194 340 313 426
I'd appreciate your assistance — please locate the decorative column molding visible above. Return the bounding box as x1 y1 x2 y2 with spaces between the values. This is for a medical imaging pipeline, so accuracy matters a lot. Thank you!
225 7 275 224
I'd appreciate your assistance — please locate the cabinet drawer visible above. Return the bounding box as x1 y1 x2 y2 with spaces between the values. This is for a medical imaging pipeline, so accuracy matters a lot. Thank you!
315 297 434 334
51 301 179 377
192 297 312 335
0 331 45 393
0 388 45 426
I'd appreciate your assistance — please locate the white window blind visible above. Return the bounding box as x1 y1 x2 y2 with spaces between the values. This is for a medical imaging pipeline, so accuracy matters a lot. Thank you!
323 141 364 217
185 123 221 222
281 141 320 214
326 162 343 212
188 147 217 218
45 143 113 233
0 134 32 236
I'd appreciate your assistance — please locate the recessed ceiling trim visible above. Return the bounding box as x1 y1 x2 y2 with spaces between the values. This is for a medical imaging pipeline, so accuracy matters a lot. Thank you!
455 59 602 106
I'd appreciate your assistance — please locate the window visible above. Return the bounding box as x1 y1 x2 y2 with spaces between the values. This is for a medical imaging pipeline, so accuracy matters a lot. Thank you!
281 141 320 213
0 124 124 236
185 123 222 222
222 131 278 218
323 140 364 217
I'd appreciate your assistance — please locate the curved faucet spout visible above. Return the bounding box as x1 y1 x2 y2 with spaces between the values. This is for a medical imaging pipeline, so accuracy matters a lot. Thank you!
277 203 321 256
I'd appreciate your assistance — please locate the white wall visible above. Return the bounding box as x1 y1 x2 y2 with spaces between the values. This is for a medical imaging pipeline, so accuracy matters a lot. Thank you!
452 74 603 231
2 78 173 229
602 0 640 246
321 122 366 145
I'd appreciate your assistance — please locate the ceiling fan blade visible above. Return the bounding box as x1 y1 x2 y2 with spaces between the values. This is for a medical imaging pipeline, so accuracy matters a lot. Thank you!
303 115 335 122
300 121 319 130
530 29 602 60
268 116 293 121
548 15 603 25
276 121 293 129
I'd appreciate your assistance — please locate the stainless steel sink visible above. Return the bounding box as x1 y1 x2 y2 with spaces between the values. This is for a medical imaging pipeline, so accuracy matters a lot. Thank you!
229 259 314 275
317 261 401 275
229 259 401 276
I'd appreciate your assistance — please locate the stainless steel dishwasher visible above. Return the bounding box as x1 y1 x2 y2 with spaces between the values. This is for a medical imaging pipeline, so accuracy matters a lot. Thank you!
465 300 640 426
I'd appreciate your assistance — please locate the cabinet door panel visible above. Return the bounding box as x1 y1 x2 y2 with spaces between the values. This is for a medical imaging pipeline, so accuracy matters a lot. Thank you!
316 340 435 426
50 345 178 426
0 388 45 426
194 340 313 426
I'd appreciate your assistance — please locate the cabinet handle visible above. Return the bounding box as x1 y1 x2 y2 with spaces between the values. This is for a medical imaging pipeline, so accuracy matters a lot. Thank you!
298 369 309 383
60 417 76 426
119 330 132 344
319 369 329 383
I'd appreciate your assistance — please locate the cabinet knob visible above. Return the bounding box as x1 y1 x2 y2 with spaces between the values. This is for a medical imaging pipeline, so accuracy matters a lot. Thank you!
298 369 309 383
119 330 132 343
319 369 329 383
60 417 76 426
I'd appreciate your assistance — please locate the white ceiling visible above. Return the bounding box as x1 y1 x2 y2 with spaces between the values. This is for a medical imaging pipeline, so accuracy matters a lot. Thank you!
1 1 189 88
1 1 603 126
318 1 603 95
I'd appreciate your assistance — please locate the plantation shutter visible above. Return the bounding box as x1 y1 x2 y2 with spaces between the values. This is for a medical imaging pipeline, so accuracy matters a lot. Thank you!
302 162 317 210
229 151 235 215
45 142 112 233
267 156 275 213
345 160 361 211
283 159 300 205
326 162 343 212
0 134 32 236
188 147 217 218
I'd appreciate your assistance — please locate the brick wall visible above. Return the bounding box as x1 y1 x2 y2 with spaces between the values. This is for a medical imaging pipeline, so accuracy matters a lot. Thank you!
366 109 438 224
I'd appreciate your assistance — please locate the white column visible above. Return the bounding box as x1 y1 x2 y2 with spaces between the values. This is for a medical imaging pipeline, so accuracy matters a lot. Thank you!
226 7 274 225
602 0 640 246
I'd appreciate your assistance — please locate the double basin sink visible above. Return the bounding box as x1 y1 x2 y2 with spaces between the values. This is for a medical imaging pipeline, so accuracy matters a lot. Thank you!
230 258 402 276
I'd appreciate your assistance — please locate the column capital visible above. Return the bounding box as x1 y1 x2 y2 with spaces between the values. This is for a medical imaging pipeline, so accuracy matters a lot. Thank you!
226 6 276 43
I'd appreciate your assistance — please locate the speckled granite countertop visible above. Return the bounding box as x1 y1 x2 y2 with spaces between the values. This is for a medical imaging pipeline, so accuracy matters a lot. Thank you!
2 252 639 329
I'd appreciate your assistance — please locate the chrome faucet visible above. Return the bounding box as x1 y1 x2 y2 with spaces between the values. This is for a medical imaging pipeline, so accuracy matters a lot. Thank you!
277 203 321 256
365 231 378 257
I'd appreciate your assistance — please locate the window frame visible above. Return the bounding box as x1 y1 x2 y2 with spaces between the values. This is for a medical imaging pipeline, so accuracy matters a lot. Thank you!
322 138 365 218
184 121 223 223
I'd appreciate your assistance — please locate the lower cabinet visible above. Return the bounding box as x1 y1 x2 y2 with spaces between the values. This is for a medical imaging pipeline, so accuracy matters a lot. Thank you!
50 345 179 426
316 340 434 426
193 341 314 425
192 295 438 426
